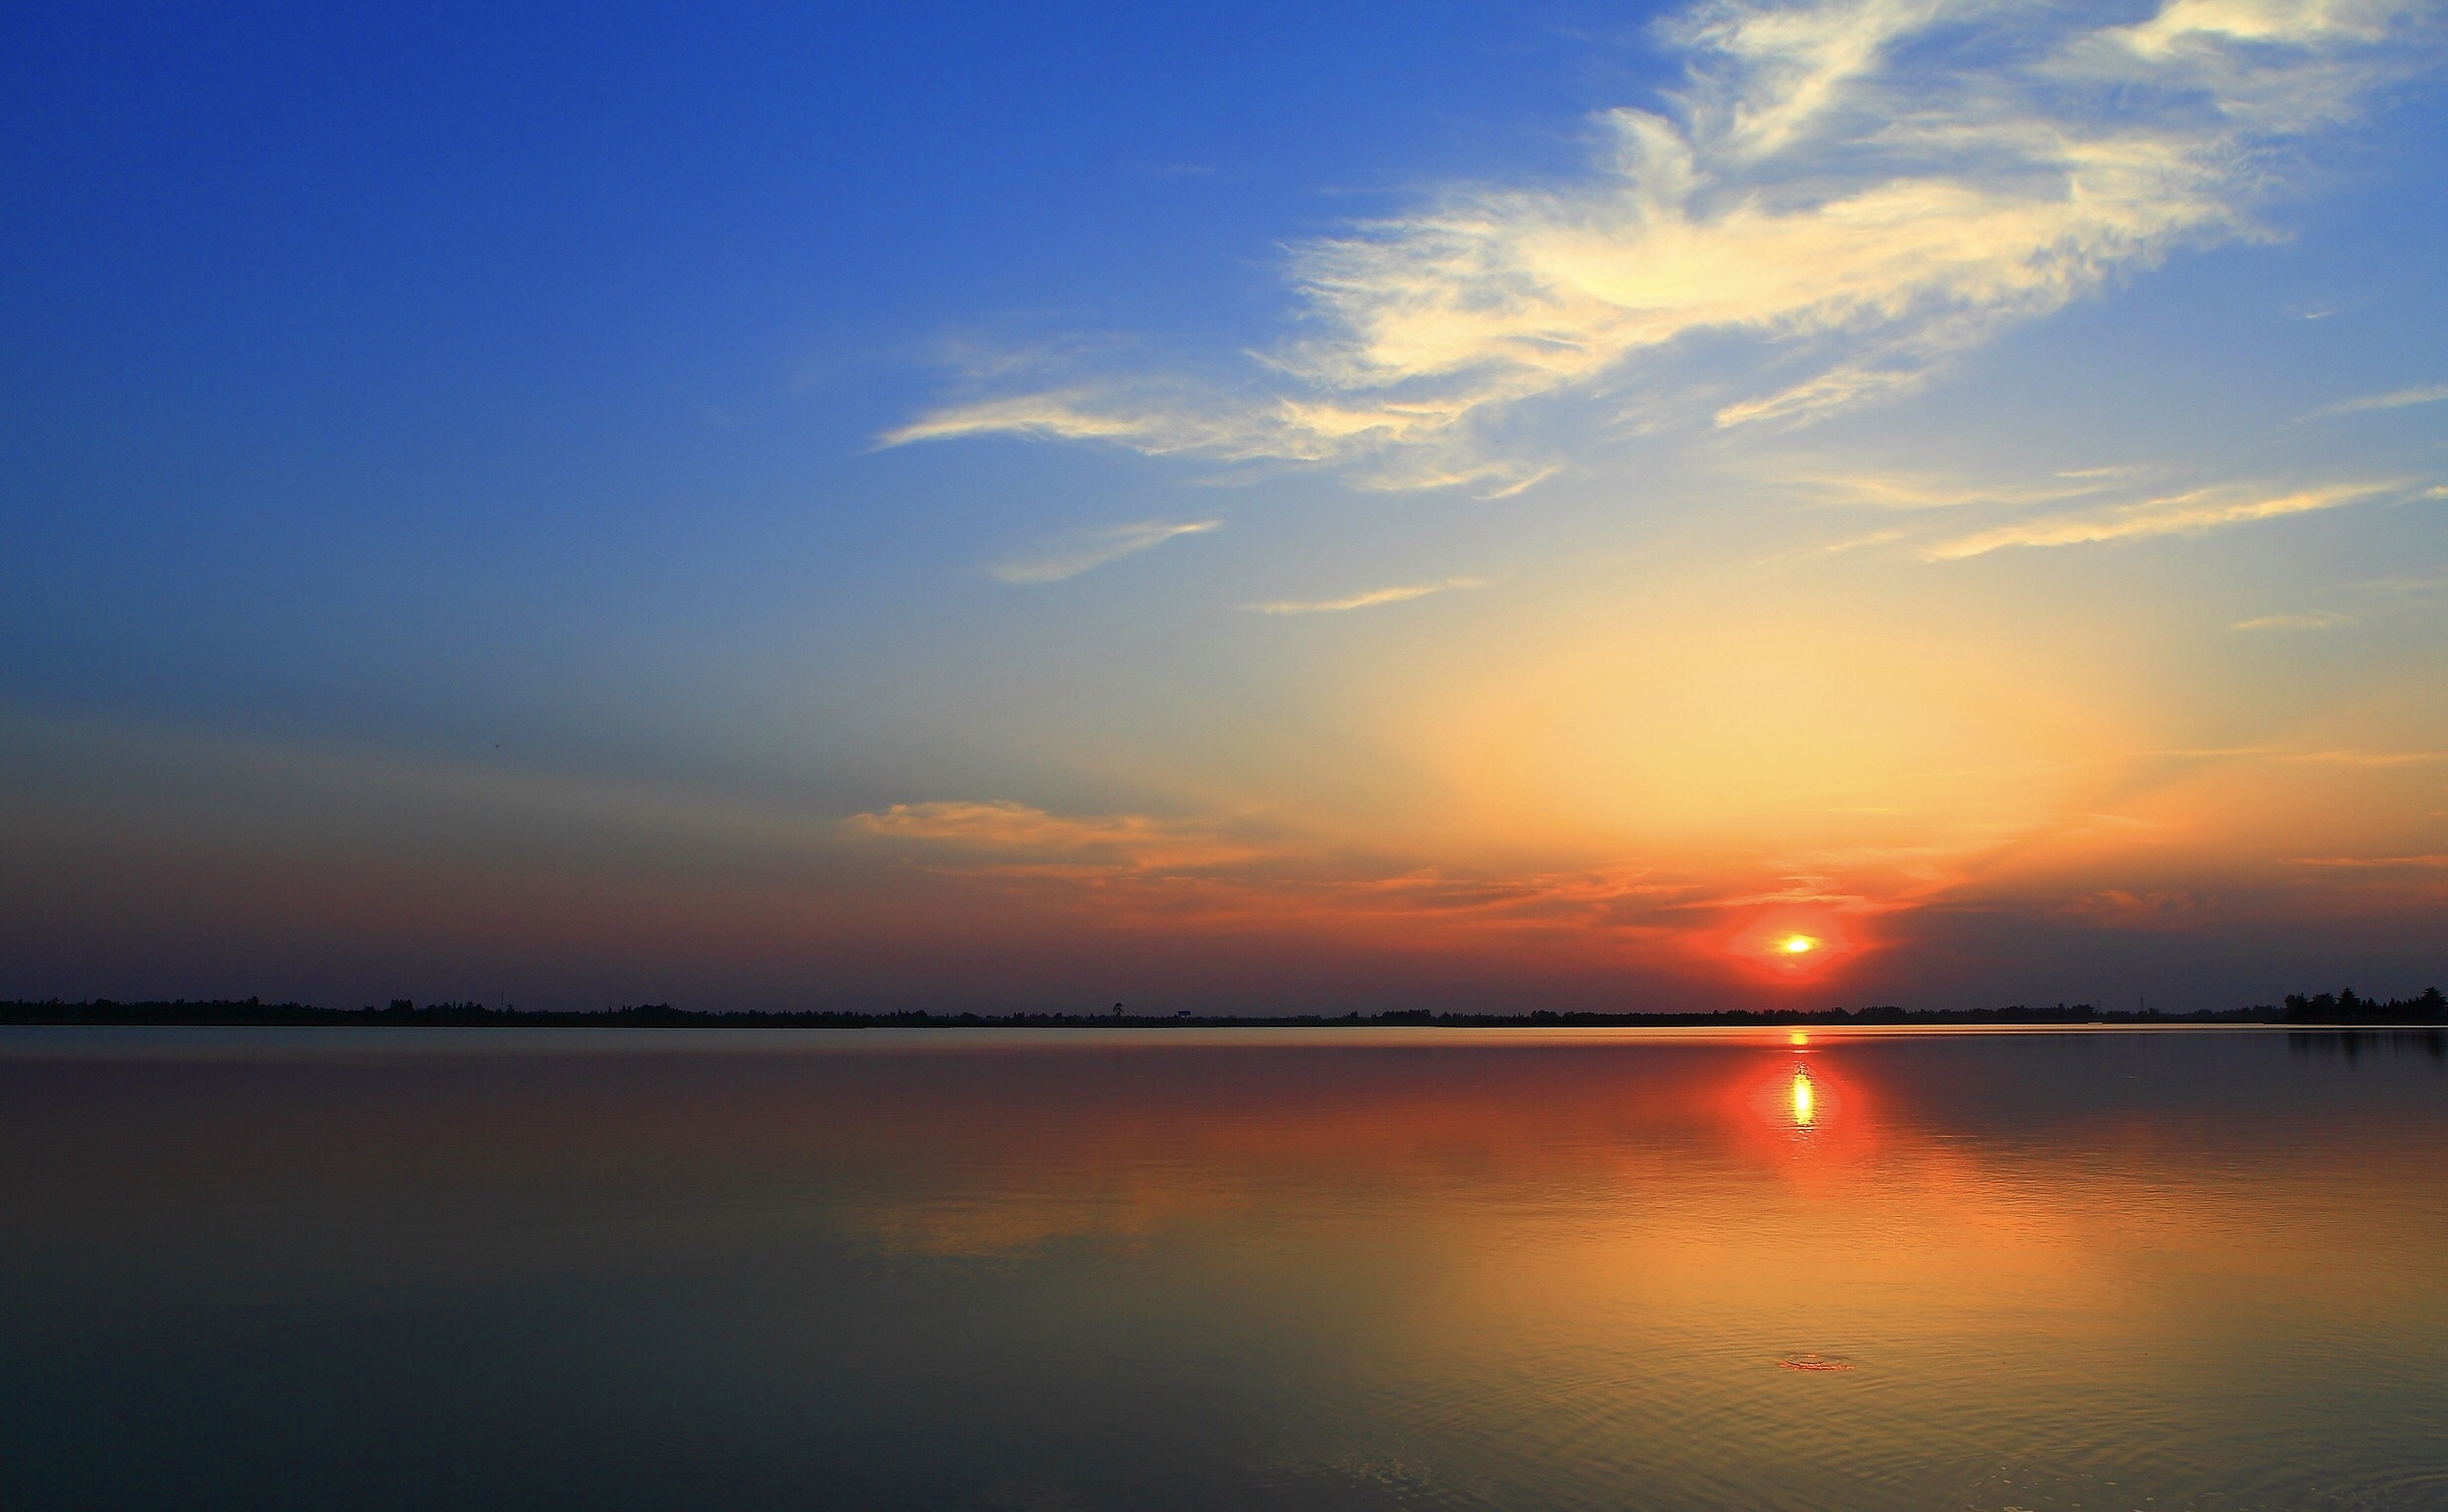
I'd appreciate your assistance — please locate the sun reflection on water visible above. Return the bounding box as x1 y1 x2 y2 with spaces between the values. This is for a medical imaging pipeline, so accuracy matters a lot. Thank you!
1792 1068 1816 1128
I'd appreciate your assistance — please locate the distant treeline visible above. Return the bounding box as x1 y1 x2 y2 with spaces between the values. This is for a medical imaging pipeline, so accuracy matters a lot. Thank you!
2277 988 2446 1023
2 989 2441 1028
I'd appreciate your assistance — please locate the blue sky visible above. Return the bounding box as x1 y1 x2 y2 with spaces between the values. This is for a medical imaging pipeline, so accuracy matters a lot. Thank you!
4 2 1633 754
4 0 2444 1011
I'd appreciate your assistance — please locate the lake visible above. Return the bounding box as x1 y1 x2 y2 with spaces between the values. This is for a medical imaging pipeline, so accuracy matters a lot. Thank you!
3 1026 2443 1510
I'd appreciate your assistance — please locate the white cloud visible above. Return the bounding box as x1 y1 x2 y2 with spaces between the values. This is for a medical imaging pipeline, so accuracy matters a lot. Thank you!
1774 466 2141 512
1242 577 1488 615
989 518 1222 583
886 0 2436 488
2231 609 2353 630
2305 383 2448 419
2111 0 2404 58
1923 481 2396 559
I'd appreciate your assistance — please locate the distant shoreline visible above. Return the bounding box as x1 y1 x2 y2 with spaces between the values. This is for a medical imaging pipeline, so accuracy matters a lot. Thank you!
3 993 2440 1030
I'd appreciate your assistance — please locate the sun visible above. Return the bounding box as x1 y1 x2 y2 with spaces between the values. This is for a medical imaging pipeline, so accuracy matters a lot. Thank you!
1723 921 1844 977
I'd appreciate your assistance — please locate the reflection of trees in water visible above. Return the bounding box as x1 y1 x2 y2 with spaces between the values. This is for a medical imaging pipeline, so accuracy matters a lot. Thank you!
2287 1026 2446 1063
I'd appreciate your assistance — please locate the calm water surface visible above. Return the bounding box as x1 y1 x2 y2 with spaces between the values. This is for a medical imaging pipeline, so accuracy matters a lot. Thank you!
3 1026 2444 1510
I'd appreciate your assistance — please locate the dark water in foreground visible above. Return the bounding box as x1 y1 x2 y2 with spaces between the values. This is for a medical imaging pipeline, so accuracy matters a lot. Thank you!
3 1027 2444 1511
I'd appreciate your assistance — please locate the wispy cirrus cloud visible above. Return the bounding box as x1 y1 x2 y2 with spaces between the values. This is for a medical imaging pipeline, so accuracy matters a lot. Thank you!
1922 481 2401 560
2231 609 2352 630
2284 747 2448 767
2058 887 2220 932
989 518 1221 583
844 800 1264 871
2304 383 2448 419
1778 465 2150 513
1243 576 1488 615
2290 852 2448 869
2125 744 2446 766
884 0 2437 490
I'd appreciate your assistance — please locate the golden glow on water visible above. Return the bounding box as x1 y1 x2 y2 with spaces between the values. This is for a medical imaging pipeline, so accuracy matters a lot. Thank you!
1789 1030 1810 1047
8 1029 2447 1512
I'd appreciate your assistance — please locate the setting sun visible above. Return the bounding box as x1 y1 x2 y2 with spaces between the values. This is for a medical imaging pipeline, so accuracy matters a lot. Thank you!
1780 935 1818 955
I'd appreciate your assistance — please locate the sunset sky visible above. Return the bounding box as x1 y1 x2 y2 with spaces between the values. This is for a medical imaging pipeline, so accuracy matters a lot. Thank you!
4 0 2443 1012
